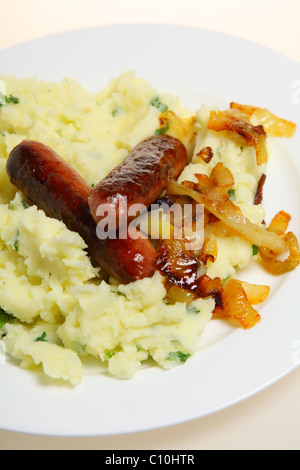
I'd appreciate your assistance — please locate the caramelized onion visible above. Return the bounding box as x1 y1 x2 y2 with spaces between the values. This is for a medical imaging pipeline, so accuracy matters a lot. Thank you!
156 239 199 291
158 110 197 160
207 109 268 165
211 162 235 187
268 210 291 236
259 232 300 275
200 233 218 264
254 174 267 205
167 285 197 304
195 174 215 192
196 275 223 308
167 180 286 254
230 102 296 138
258 211 300 275
196 146 214 163
222 279 261 329
239 281 270 305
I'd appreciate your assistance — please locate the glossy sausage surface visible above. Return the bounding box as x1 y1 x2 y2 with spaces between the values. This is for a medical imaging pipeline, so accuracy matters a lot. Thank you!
6 140 157 283
88 134 188 228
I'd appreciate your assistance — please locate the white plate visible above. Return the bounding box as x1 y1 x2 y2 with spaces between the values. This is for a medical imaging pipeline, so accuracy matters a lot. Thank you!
0 24 300 437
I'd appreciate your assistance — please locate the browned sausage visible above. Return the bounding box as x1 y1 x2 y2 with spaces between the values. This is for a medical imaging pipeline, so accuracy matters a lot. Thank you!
88 134 188 228
6 140 157 283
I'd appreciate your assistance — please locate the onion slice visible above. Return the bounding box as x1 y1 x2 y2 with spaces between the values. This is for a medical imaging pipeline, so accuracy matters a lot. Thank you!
268 210 291 236
222 279 261 329
157 110 197 160
230 102 296 138
258 211 300 275
167 180 286 254
259 232 300 275
200 233 218 264
239 281 270 305
207 109 268 165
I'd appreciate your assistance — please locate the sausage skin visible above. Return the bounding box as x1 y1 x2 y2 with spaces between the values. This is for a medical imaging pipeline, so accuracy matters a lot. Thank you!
6 140 157 284
88 134 188 228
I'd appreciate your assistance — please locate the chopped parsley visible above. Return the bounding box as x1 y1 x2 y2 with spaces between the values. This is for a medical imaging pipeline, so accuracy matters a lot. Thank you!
0 92 20 107
0 308 10 328
112 107 123 117
228 189 236 201
34 332 47 342
13 230 20 252
155 123 170 135
167 351 191 363
252 244 259 256
151 97 168 112
187 305 200 315
6 94 20 104
106 350 115 359
116 291 127 298
21 200 30 209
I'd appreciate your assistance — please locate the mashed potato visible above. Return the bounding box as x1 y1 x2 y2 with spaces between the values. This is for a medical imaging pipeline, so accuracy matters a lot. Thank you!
0 71 265 385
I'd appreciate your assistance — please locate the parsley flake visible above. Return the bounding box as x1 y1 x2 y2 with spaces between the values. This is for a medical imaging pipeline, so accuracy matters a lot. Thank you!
35 332 47 342
228 189 236 201
151 97 168 112
0 93 20 107
167 351 191 363
106 350 115 359
187 305 200 314
0 308 10 328
21 200 30 209
116 291 127 298
6 94 19 105
13 230 20 252
155 123 170 135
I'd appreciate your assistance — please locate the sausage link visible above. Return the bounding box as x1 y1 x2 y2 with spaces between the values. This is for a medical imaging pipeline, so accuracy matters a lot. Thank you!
88 134 188 228
6 140 157 283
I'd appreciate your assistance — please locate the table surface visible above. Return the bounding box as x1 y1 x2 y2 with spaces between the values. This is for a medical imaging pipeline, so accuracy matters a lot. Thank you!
0 0 300 451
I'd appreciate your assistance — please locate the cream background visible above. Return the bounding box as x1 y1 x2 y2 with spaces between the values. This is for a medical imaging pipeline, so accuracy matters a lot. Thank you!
0 0 300 450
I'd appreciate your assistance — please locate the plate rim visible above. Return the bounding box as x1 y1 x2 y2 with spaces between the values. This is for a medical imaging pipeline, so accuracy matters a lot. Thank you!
1 22 300 67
